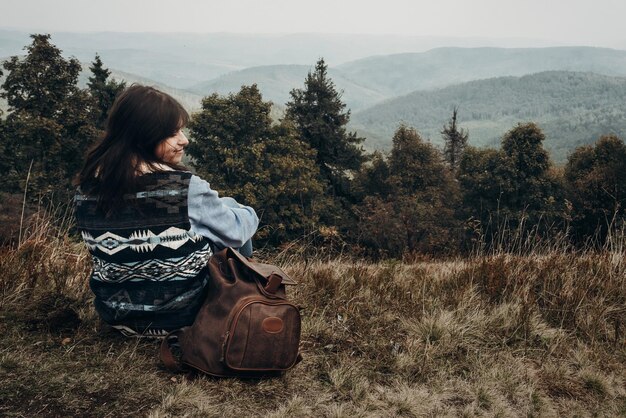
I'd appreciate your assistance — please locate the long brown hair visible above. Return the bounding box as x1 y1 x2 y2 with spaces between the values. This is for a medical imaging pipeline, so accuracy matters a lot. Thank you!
76 84 189 214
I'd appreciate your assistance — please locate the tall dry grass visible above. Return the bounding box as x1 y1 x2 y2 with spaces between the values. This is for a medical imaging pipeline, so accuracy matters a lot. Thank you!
0 210 625 416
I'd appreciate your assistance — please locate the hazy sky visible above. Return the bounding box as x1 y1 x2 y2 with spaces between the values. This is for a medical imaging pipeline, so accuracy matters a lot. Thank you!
1 0 625 47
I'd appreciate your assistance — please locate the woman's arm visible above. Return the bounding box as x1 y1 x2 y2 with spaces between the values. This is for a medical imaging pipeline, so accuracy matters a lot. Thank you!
187 175 259 248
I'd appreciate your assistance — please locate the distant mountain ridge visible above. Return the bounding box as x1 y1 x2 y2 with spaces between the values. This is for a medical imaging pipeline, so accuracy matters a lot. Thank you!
349 71 626 163
76 66 205 112
0 62 205 116
1 30 569 89
186 64 387 111
184 46 626 113
336 46 626 96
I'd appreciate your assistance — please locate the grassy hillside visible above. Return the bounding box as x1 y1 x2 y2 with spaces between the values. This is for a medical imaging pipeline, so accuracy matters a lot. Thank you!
350 71 626 163
1 217 624 416
187 65 387 112
337 46 626 96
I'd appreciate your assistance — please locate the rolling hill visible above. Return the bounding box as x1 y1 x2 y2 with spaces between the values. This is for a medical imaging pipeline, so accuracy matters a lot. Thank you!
337 47 626 96
185 46 626 113
3 35 626 164
76 66 205 112
186 64 387 111
1 29 568 87
0 62 206 116
349 71 626 163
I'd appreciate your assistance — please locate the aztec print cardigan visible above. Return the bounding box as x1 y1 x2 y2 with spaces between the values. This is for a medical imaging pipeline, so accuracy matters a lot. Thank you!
75 170 258 337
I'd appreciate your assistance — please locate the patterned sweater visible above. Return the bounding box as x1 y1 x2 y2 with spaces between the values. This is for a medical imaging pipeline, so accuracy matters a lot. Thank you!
75 170 258 336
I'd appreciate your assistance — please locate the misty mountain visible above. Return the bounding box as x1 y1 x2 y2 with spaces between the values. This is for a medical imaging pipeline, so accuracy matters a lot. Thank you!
187 64 387 111
349 71 626 163
0 61 205 115
75 65 205 112
0 29 581 89
184 46 626 112
337 47 626 96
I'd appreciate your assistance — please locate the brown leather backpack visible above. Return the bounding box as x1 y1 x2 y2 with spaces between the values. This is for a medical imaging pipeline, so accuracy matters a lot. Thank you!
160 247 301 377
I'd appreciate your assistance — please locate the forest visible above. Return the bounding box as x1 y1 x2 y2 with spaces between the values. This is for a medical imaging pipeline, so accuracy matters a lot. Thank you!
1 34 625 259
351 71 626 163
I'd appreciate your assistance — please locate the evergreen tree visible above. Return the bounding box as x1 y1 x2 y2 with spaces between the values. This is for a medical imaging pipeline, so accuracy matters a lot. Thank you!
388 125 450 194
352 151 389 201
500 123 560 221
564 134 626 243
457 146 512 221
357 125 460 256
88 54 126 130
441 107 468 171
2 34 82 118
285 58 365 198
457 123 564 249
187 85 324 243
0 34 97 197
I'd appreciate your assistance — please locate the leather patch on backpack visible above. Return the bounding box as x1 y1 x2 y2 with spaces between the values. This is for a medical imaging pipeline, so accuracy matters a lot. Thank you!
262 317 284 333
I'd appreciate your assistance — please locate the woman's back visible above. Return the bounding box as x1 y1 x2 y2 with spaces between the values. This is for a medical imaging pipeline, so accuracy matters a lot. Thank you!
75 170 212 336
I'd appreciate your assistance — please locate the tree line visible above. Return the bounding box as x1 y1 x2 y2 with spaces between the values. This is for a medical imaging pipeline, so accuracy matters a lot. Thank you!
2 34 625 256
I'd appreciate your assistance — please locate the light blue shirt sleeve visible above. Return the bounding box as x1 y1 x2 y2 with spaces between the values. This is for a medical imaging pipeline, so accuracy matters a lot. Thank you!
187 175 259 248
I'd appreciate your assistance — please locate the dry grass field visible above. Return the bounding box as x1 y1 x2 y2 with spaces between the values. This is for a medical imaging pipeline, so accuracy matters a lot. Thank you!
1 216 625 417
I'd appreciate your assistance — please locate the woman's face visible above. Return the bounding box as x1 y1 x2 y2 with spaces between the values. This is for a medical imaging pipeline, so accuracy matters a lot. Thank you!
156 128 189 164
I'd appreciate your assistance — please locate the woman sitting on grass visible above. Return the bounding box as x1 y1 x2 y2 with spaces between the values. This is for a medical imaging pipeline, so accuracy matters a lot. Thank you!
74 84 258 337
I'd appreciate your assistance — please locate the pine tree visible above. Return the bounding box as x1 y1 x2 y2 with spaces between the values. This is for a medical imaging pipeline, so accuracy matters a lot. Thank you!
441 107 468 171
88 54 126 130
0 34 97 196
2 34 82 118
286 58 365 198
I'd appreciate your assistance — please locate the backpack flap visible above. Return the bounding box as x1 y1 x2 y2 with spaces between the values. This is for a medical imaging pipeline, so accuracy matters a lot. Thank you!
227 248 297 285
